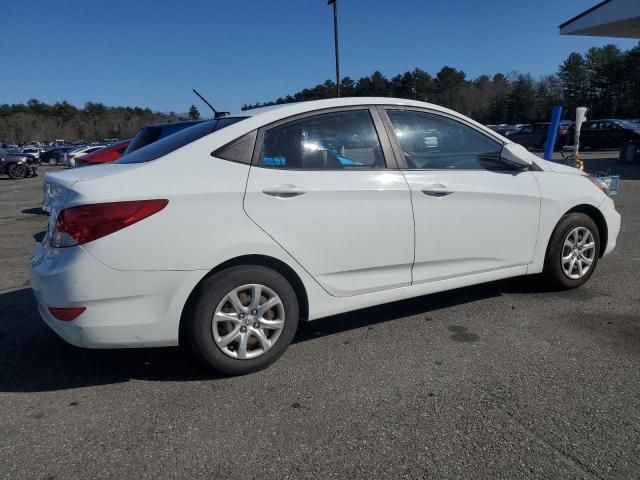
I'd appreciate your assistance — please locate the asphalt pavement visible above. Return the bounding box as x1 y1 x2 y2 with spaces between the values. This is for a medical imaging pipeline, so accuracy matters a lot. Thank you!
0 154 639 479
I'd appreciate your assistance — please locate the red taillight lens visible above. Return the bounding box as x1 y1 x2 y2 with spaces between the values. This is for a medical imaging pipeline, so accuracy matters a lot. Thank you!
49 307 86 321
52 199 168 247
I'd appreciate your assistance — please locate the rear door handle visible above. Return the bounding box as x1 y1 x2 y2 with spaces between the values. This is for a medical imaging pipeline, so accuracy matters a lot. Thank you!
262 184 307 198
421 184 454 197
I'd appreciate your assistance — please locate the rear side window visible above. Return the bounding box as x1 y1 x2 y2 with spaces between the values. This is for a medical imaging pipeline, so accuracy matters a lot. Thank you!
258 110 385 169
213 131 257 164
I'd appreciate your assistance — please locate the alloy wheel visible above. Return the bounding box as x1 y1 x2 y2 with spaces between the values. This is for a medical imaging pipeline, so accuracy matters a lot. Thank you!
7 163 27 178
212 284 285 359
561 227 596 280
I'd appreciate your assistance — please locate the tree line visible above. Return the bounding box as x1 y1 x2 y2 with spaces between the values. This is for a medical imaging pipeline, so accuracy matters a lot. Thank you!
243 43 640 124
0 100 178 143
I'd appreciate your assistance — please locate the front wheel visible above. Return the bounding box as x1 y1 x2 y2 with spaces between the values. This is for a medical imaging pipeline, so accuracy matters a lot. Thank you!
7 163 27 179
185 266 299 375
48 158 58 166
544 213 600 289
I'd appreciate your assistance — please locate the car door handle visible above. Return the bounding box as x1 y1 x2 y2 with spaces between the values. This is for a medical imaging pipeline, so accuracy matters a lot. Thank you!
421 184 454 197
262 185 307 198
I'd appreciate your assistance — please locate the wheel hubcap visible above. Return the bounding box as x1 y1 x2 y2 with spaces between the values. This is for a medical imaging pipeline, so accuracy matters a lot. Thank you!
561 227 596 280
212 284 285 359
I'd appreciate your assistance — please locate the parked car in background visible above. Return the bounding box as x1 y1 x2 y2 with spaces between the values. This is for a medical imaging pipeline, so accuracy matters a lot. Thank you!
487 124 520 136
125 117 246 155
507 122 570 150
33 97 620 375
39 146 74 166
20 146 44 159
578 119 640 150
63 145 105 167
0 147 38 178
75 139 130 166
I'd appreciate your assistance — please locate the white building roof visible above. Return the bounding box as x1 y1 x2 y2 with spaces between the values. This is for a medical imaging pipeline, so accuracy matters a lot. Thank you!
560 0 640 39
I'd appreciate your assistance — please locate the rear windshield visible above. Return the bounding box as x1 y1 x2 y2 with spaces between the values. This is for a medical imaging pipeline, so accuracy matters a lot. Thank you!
124 120 203 155
116 117 247 164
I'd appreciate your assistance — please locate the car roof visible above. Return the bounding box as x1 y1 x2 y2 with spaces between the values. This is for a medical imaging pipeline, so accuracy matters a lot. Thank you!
234 97 462 118
230 97 502 138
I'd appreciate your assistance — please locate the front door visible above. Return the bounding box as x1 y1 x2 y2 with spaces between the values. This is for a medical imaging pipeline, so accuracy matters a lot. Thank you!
244 108 415 297
383 108 541 284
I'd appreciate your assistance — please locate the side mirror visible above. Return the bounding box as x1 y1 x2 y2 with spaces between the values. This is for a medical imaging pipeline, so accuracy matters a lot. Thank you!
500 143 534 168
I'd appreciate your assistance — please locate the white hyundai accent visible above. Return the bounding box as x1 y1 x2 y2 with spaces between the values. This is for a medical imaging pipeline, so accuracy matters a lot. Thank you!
32 98 621 374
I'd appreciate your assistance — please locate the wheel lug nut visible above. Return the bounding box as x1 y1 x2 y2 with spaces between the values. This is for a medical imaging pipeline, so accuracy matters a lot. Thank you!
253 322 260 329
238 313 245 319
240 326 247 333
251 309 258 315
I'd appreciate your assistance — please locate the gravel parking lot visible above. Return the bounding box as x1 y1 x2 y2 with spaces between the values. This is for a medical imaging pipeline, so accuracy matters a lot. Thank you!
1 154 639 479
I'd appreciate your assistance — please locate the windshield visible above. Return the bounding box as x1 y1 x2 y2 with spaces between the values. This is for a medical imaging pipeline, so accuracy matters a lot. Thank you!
116 117 247 164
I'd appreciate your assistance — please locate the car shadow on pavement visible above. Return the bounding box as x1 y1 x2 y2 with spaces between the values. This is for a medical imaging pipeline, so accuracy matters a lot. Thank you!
0 278 549 393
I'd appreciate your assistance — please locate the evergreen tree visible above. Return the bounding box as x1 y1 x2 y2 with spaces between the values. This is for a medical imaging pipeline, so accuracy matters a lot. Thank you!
188 104 201 120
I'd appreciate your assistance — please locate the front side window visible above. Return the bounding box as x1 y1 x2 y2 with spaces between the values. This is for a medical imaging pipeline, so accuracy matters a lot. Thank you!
258 110 385 169
386 110 501 170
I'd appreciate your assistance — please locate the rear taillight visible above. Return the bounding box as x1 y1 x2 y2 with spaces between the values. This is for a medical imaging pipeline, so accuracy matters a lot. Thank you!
52 199 168 247
49 307 86 321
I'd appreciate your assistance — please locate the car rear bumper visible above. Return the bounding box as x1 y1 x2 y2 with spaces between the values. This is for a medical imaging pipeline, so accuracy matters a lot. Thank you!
30 243 203 348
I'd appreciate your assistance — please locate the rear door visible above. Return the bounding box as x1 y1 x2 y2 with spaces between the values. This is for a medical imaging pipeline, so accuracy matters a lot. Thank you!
243 107 415 297
382 107 541 284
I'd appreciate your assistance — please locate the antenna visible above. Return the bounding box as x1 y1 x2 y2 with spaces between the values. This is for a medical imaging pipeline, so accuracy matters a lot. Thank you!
192 89 229 118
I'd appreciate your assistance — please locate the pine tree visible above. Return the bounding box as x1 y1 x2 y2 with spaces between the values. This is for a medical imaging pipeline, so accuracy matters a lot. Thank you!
188 104 201 120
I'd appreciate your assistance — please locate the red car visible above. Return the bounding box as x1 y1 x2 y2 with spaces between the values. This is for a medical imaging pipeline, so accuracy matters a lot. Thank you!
77 140 130 166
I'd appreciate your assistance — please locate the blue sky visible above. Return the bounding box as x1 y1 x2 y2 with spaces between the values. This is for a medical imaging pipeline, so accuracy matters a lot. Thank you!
2 0 637 113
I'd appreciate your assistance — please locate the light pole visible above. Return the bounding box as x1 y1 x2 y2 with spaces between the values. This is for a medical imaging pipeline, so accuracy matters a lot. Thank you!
328 0 340 97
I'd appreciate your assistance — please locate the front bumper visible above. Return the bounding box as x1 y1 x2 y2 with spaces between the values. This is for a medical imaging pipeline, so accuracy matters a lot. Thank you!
600 196 621 257
30 243 202 348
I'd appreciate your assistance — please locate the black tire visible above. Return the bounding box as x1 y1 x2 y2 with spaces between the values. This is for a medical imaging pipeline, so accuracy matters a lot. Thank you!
7 163 27 179
543 213 600 290
185 265 299 375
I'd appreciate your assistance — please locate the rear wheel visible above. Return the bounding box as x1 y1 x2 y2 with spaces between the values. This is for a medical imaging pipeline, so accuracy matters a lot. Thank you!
544 213 600 289
48 157 58 166
7 163 27 179
185 266 299 375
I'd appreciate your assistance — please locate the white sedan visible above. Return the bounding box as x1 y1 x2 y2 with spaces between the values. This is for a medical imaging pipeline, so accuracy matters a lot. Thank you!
31 98 621 374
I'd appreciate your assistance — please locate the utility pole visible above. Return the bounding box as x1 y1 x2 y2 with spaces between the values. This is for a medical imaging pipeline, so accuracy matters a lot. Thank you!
328 0 340 97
